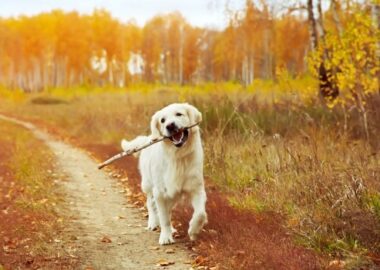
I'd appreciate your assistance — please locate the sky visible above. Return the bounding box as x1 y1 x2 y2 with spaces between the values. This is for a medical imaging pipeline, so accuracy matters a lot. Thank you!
0 0 247 29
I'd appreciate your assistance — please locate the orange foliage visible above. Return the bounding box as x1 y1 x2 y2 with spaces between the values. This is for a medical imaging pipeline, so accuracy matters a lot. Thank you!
0 3 311 91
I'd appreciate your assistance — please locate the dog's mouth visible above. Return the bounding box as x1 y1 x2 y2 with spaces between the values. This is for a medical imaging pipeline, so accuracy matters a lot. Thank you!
168 129 189 147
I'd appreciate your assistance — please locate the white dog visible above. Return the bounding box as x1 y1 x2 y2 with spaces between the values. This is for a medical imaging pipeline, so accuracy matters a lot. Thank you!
121 103 207 245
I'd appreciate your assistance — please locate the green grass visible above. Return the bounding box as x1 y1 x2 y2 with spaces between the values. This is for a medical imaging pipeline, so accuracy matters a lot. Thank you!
366 193 380 222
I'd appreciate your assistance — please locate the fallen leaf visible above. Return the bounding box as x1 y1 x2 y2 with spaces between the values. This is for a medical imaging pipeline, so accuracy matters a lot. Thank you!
236 250 245 255
165 248 175 254
208 229 217 236
25 257 34 265
173 232 181 238
194 255 207 266
156 259 175 266
3 245 15 253
39 198 48 204
20 238 31 244
101 236 112 243
327 260 346 270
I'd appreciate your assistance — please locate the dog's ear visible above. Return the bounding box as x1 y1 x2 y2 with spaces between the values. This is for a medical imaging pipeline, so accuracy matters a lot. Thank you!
150 111 161 138
184 103 202 124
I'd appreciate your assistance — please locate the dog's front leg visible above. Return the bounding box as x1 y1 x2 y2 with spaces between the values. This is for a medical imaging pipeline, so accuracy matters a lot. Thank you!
146 193 159 230
188 189 208 241
155 196 175 245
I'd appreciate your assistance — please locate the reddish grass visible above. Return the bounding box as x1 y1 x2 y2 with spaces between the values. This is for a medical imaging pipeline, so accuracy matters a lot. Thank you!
0 138 78 269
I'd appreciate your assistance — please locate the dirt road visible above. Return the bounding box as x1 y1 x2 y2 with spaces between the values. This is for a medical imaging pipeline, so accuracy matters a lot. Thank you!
0 115 191 270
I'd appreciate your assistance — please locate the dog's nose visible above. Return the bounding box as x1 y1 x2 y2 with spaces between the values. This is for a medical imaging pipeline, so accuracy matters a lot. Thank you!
166 122 176 132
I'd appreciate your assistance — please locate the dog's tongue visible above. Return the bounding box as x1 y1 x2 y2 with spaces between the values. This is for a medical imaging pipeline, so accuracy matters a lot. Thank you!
172 131 183 142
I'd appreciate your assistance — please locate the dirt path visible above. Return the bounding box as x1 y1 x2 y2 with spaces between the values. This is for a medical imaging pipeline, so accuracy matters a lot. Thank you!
0 115 191 270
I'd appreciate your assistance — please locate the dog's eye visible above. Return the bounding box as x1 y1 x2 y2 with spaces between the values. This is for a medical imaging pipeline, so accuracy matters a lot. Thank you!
160 118 166 123
175 113 183 117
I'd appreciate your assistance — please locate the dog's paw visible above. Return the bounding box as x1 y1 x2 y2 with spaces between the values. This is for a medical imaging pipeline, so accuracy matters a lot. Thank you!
188 226 199 241
147 220 159 231
188 212 207 241
159 234 175 245
188 232 198 241
146 224 158 231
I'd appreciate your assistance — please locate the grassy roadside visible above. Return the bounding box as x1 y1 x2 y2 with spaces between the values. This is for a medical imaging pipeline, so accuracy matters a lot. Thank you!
0 121 78 269
1 85 379 268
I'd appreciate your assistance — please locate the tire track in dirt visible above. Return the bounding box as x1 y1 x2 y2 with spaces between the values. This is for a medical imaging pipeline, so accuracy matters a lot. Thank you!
0 114 191 270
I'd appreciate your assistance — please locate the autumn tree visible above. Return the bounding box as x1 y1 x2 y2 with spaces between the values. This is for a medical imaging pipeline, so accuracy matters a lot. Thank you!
123 22 142 83
274 15 309 75
182 26 201 83
309 2 380 139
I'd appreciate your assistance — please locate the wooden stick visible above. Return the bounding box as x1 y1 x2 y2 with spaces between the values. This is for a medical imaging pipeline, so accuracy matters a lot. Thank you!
98 122 200 170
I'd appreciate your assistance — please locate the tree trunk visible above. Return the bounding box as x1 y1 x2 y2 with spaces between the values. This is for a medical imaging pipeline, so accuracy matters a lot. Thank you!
178 24 184 85
372 3 380 94
242 55 248 87
249 53 254 84
307 0 339 102
263 28 270 79
331 0 343 36
307 0 318 51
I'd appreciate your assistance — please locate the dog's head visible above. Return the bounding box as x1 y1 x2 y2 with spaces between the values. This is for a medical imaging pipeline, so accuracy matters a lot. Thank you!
150 103 202 148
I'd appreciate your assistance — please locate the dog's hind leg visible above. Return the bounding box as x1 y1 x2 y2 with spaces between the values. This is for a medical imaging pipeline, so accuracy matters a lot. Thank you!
146 193 159 230
188 189 208 241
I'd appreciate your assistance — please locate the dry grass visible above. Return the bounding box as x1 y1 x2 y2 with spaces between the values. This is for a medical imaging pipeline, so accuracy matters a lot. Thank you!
1 84 379 268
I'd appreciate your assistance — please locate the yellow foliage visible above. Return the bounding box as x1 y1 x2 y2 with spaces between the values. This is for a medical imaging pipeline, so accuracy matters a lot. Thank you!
0 87 26 103
309 10 379 108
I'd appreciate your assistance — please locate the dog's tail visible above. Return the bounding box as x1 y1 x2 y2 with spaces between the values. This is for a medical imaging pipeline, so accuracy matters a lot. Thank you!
121 136 151 157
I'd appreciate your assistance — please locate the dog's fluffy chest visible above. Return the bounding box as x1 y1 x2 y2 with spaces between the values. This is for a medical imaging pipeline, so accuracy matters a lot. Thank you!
161 153 200 198
139 134 204 200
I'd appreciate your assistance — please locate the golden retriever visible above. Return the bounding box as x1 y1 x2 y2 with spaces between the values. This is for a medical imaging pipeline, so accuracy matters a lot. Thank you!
121 103 207 245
